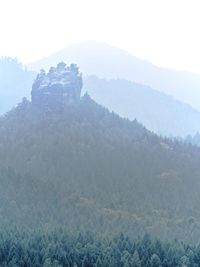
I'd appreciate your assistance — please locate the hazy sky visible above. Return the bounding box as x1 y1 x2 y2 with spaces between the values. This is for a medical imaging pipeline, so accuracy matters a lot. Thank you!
1 0 200 73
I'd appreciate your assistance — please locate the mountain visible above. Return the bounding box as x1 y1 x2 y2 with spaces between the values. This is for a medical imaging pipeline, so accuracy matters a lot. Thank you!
1 67 200 243
2 57 200 137
83 76 200 137
28 41 200 111
0 57 35 114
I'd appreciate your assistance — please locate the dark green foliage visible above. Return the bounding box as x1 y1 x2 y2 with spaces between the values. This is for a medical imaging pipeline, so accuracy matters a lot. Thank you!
0 229 198 267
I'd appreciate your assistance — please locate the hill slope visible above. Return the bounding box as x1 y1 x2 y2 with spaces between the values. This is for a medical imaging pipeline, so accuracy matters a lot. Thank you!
0 57 35 113
0 96 200 242
83 76 200 137
28 41 200 111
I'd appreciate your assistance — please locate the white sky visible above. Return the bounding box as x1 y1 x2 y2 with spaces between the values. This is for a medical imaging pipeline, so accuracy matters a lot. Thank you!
0 0 200 73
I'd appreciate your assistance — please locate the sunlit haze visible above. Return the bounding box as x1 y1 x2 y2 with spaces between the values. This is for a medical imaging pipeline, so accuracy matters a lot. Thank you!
1 0 200 73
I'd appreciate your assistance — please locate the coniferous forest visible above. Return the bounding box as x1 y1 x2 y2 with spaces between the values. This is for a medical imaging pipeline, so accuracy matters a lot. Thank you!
1 62 200 266
1 229 200 267
0 88 200 265
2 0 200 265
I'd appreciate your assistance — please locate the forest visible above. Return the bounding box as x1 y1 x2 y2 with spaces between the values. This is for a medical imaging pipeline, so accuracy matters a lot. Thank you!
0 73 200 266
0 95 200 246
0 229 199 267
2 1 200 265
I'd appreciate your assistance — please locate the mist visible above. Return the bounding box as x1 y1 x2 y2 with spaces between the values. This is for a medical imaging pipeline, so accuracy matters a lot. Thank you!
0 1 200 266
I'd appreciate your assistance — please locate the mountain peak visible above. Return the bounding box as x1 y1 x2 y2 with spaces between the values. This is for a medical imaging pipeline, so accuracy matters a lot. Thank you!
28 41 200 111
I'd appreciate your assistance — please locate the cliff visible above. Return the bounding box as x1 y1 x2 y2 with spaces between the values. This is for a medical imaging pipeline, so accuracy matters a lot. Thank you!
31 62 82 109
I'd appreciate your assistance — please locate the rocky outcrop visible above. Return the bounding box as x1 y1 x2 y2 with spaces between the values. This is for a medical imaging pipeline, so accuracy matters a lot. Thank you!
31 62 82 109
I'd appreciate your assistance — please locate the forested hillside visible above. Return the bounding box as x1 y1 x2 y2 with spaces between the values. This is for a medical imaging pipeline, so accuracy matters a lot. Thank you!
0 229 198 267
2 0 200 265
1 95 200 243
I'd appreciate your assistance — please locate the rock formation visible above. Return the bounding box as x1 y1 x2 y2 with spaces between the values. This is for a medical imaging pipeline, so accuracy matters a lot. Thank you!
31 62 82 109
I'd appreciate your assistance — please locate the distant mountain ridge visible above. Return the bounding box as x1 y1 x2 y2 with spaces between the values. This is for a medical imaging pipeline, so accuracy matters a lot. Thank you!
1 56 200 137
28 41 200 111
0 57 35 114
83 76 200 137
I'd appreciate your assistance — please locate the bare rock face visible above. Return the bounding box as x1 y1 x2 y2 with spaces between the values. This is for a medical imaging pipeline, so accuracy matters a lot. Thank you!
31 62 82 109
